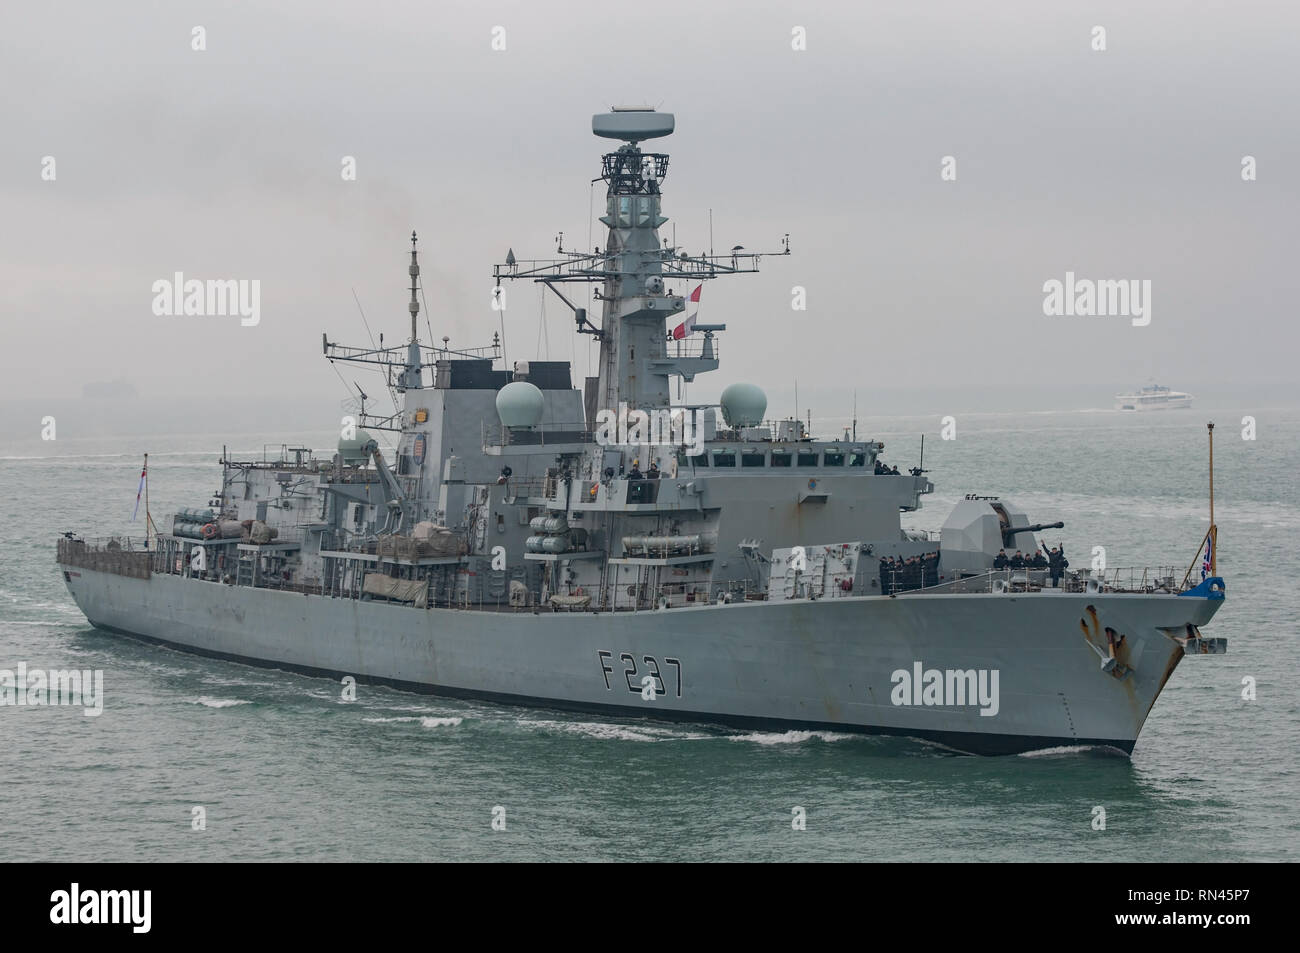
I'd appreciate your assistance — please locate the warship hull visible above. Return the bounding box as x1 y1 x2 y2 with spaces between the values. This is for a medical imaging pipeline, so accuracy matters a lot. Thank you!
61 567 1222 755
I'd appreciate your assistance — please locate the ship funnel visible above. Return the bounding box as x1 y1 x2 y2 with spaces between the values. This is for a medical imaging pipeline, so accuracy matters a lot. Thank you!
593 108 675 142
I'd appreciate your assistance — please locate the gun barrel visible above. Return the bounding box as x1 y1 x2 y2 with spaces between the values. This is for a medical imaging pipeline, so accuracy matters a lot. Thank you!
1003 521 1064 541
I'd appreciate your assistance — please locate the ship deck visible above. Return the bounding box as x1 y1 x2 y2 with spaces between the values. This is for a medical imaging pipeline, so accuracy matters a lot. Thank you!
57 535 1206 614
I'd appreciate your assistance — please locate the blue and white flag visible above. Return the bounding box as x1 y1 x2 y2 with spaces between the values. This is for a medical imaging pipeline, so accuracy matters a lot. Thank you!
1201 532 1213 580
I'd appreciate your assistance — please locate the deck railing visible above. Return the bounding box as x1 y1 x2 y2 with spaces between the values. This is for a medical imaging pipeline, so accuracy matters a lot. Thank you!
57 536 152 579
920 566 1188 595
58 528 1201 612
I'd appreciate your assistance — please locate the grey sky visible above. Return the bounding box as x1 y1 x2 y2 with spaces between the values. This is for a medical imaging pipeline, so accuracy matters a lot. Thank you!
2 0 1297 428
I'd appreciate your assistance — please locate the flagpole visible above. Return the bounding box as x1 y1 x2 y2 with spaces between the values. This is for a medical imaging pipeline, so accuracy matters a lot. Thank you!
1178 423 1218 590
143 453 151 549
1182 421 1218 588
1207 422 1216 574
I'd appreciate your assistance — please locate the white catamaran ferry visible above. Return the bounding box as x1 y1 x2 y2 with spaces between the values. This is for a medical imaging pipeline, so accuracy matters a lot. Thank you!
1115 384 1193 412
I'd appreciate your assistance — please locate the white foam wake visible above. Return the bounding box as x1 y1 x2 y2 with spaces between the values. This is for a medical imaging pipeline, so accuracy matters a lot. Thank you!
1018 744 1120 758
727 729 856 746
362 715 463 728
516 718 712 742
190 697 251 708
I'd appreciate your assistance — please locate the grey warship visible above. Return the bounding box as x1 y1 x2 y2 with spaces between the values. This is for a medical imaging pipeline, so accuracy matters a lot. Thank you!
57 108 1227 755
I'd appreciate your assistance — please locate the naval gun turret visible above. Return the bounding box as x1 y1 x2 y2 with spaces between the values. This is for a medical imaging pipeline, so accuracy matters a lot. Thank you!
940 497 1063 575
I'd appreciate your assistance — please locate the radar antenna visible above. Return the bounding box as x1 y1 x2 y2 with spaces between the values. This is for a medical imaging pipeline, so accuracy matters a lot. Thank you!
323 230 502 431
491 108 791 412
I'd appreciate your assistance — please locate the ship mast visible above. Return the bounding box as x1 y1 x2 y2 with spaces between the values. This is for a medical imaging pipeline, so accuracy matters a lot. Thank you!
586 112 679 412
323 232 503 434
492 108 789 419
400 231 423 391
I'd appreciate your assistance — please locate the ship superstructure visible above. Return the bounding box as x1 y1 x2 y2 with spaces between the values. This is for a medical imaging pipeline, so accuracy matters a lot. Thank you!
57 109 1226 755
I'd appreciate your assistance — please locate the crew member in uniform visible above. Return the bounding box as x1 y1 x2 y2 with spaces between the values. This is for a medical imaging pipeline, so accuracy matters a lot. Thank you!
1048 545 1067 587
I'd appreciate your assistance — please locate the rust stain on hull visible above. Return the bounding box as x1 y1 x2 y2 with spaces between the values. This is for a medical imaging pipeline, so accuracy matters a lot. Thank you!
1146 646 1184 719
1079 605 1144 731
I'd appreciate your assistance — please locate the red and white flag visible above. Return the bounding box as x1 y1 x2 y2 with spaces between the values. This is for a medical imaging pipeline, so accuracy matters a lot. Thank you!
671 284 702 340
131 461 146 521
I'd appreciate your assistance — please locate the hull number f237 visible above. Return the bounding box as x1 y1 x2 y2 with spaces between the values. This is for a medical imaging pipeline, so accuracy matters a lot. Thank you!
597 651 682 698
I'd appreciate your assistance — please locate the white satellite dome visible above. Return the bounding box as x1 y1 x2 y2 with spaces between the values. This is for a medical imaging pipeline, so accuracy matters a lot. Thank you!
720 382 767 428
337 428 375 465
496 380 545 429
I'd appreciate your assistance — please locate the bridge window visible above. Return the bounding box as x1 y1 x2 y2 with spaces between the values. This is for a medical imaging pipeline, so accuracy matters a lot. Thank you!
848 450 867 467
823 451 844 466
770 450 791 467
797 450 819 467
741 450 765 468
713 451 736 467
677 448 706 468
627 481 659 504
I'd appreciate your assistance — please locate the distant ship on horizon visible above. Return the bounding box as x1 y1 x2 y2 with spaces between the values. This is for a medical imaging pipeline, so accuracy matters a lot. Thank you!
1115 384 1193 412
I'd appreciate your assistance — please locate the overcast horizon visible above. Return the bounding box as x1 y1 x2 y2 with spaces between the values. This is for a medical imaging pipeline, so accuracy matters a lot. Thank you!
3 1 1297 430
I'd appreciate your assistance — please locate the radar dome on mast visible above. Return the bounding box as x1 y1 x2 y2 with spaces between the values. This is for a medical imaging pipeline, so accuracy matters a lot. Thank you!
337 429 375 465
496 381 545 430
720 382 767 428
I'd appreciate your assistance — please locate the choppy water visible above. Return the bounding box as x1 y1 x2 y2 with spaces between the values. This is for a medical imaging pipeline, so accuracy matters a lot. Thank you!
1 408 1296 861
